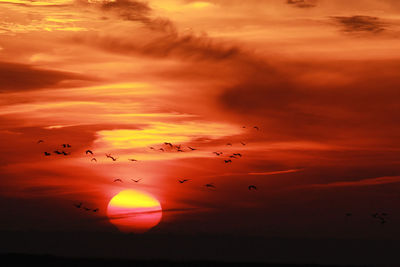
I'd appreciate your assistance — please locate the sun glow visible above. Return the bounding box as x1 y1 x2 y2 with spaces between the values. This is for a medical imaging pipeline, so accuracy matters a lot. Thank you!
107 190 162 233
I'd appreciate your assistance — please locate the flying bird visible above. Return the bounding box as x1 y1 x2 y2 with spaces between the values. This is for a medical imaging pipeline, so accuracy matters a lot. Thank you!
113 179 123 183
86 150 93 155
53 150 62 155
240 142 246 146
74 202 83 208
83 207 91 211
128 159 138 162
248 185 257 191
62 144 72 148
177 149 184 152
149 147 155 150
226 143 232 146
233 153 242 157
61 151 70 156
188 146 196 151
213 152 223 156
106 154 118 161
229 155 237 159
224 159 232 163
37 140 44 144
159 148 165 152
178 179 190 183
204 183 216 188
131 178 142 183
254 126 260 131
44 152 51 156
91 158 97 162
92 208 99 212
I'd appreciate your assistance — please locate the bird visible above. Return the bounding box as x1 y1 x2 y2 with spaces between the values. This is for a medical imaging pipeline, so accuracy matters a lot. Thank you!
113 179 123 183
178 179 190 183
74 202 83 208
86 150 93 155
149 147 155 150
83 207 91 211
37 140 44 144
159 148 165 152
177 149 184 152
61 151 70 156
188 146 196 151
213 152 223 156
62 144 71 148
53 150 62 155
226 143 232 146
44 152 51 156
254 126 260 131
164 142 173 147
224 159 232 163
248 185 257 191
242 126 246 128
240 142 246 146
92 208 99 212
229 155 237 159
91 158 97 162
128 159 138 162
106 154 117 161
175 145 181 149
204 183 216 188
131 178 142 183
233 153 242 157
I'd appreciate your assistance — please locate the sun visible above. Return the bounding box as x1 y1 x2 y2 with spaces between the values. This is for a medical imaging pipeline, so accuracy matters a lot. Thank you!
107 189 162 233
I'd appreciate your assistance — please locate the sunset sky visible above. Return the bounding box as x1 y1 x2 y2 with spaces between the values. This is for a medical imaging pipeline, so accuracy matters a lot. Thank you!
1 0 400 240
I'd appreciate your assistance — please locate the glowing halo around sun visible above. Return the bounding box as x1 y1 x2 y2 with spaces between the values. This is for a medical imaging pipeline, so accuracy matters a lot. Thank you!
107 189 162 233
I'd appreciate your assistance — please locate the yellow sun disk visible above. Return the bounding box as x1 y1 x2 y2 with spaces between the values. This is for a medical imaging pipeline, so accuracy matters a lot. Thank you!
108 190 161 209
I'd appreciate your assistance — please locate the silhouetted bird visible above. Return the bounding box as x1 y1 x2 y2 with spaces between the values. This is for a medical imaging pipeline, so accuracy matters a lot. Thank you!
175 145 181 149
248 185 257 191
188 146 196 151
177 149 184 152
128 159 138 162
224 159 232 163
149 147 155 150
178 179 190 183
159 148 165 152
229 155 237 159
91 158 97 162
62 144 71 148
86 150 93 155
83 207 91 211
62 151 70 156
92 208 99 212
240 142 246 146
113 179 123 183
53 150 62 155
233 153 242 157
226 143 232 146
254 126 259 131
106 154 117 161
74 202 83 208
37 140 44 144
131 178 142 183
242 126 246 128
44 152 51 156
204 183 216 188
213 152 223 156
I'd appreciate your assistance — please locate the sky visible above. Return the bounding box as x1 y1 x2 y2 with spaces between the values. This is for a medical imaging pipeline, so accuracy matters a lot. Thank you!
1 0 400 241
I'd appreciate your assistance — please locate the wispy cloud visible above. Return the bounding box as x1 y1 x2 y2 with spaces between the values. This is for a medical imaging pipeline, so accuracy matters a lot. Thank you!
332 15 386 34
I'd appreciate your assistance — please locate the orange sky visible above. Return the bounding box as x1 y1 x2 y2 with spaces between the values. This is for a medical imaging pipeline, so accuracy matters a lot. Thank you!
1 0 400 238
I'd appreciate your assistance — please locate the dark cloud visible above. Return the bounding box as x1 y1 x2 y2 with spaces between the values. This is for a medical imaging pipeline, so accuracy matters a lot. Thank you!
76 0 175 32
0 62 92 92
332 15 386 34
286 0 317 8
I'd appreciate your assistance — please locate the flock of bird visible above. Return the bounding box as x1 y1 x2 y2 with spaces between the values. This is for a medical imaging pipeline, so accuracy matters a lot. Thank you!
37 126 390 226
